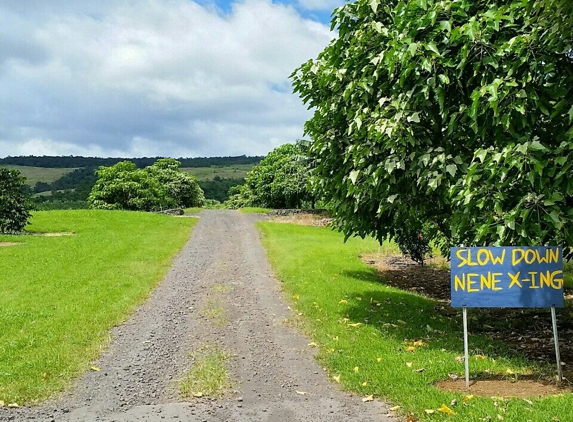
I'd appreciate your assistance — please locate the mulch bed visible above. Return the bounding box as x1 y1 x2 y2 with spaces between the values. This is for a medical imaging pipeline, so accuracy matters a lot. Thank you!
362 253 573 388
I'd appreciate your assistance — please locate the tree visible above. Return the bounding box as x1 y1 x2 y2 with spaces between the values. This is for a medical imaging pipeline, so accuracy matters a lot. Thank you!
0 168 31 233
226 142 313 209
88 159 204 211
145 159 205 208
292 0 573 257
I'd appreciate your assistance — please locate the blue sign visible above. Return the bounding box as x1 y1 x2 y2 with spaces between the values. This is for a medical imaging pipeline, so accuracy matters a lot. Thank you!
450 246 563 308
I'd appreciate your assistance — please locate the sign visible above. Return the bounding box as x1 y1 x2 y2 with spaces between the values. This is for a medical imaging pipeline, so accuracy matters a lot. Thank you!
450 246 563 308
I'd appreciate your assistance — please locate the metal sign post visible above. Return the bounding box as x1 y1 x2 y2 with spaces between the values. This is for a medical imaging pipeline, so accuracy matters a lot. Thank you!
551 307 563 383
463 307 470 388
450 246 565 385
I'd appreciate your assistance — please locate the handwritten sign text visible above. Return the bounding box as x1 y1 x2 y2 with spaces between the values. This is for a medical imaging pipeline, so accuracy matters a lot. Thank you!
450 246 563 308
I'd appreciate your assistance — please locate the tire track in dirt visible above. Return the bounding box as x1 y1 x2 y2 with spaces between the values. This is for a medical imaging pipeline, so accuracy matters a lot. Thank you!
2 210 393 422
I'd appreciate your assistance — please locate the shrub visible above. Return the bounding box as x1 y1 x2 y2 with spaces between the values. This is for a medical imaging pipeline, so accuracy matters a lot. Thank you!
0 168 32 233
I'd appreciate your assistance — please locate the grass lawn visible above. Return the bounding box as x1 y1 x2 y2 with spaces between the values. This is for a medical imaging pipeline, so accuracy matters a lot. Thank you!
0 210 197 405
259 222 573 422
180 164 254 180
2 165 76 186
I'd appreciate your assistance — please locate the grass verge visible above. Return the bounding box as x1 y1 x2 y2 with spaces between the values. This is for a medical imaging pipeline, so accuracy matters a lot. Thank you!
0 210 197 405
180 344 232 398
259 222 573 422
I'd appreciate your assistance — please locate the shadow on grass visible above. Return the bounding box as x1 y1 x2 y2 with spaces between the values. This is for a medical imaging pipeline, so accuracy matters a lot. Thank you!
339 268 557 374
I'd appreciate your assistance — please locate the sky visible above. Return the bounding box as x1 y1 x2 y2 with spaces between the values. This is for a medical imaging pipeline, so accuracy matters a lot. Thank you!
0 0 344 158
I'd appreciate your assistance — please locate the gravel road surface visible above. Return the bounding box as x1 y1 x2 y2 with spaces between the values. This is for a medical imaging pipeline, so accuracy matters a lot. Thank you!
1 210 394 422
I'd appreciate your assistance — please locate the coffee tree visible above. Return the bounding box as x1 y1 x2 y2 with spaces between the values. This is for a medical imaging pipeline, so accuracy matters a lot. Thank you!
292 0 573 257
226 142 313 209
0 168 31 233
88 159 204 211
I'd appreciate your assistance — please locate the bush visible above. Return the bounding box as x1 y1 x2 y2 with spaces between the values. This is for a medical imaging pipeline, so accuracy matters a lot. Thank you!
0 168 32 233
88 159 205 211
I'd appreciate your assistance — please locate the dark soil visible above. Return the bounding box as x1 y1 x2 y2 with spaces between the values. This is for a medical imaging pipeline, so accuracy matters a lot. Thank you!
0 210 393 422
362 254 573 385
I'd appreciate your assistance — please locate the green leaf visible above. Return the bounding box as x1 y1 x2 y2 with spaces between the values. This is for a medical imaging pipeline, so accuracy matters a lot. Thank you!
349 170 360 185
426 42 440 55
528 140 546 151
409 112 420 123
387 194 398 203
446 164 457 177
439 21 451 32
548 211 562 229
475 149 488 163
369 0 379 13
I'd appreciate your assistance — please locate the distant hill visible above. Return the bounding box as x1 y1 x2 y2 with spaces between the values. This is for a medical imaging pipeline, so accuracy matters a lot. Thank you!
0 155 263 169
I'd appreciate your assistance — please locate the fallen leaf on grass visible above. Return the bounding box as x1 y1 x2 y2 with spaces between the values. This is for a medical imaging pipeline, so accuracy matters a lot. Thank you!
414 368 425 373
497 415 504 420
475 355 486 360
437 404 455 415
405 417 419 422
362 381 368 386
388 405 400 411
192 392 204 398
424 409 435 414
296 391 307 395
0 401 4 407
333 375 341 383
354 366 359 373
405 346 416 353
377 357 383 362
463 395 475 403
339 299 348 304
362 395 374 402
308 342 318 348
293 294 300 300
455 356 465 363
7 403 19 409
448 373 459 381
406 362 413 368
397 319 407 324
348 323 362 328
523 398 533 406
413 340 428 347
90 366 101 372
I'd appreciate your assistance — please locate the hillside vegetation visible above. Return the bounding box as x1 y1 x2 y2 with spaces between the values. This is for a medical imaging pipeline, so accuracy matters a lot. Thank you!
0 155 261 209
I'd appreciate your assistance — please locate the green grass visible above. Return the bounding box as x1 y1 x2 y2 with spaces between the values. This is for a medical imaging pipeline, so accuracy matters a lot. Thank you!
180 344 232 398
0 210 197 404
259 222 573 422
239 207 272 214
2 165 76 186
180 164 254 180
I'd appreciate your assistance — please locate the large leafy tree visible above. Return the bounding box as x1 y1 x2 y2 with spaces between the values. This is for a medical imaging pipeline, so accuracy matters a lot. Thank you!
88 159 204 211
292 0 573 256
226 142 313 209
0 168 32 233
145 158 206 208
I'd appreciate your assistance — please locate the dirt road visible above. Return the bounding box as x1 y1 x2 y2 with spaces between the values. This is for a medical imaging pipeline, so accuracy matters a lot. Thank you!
2 210 393 422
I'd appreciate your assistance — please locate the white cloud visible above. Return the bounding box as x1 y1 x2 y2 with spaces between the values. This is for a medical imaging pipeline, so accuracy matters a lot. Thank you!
0 0 333 158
